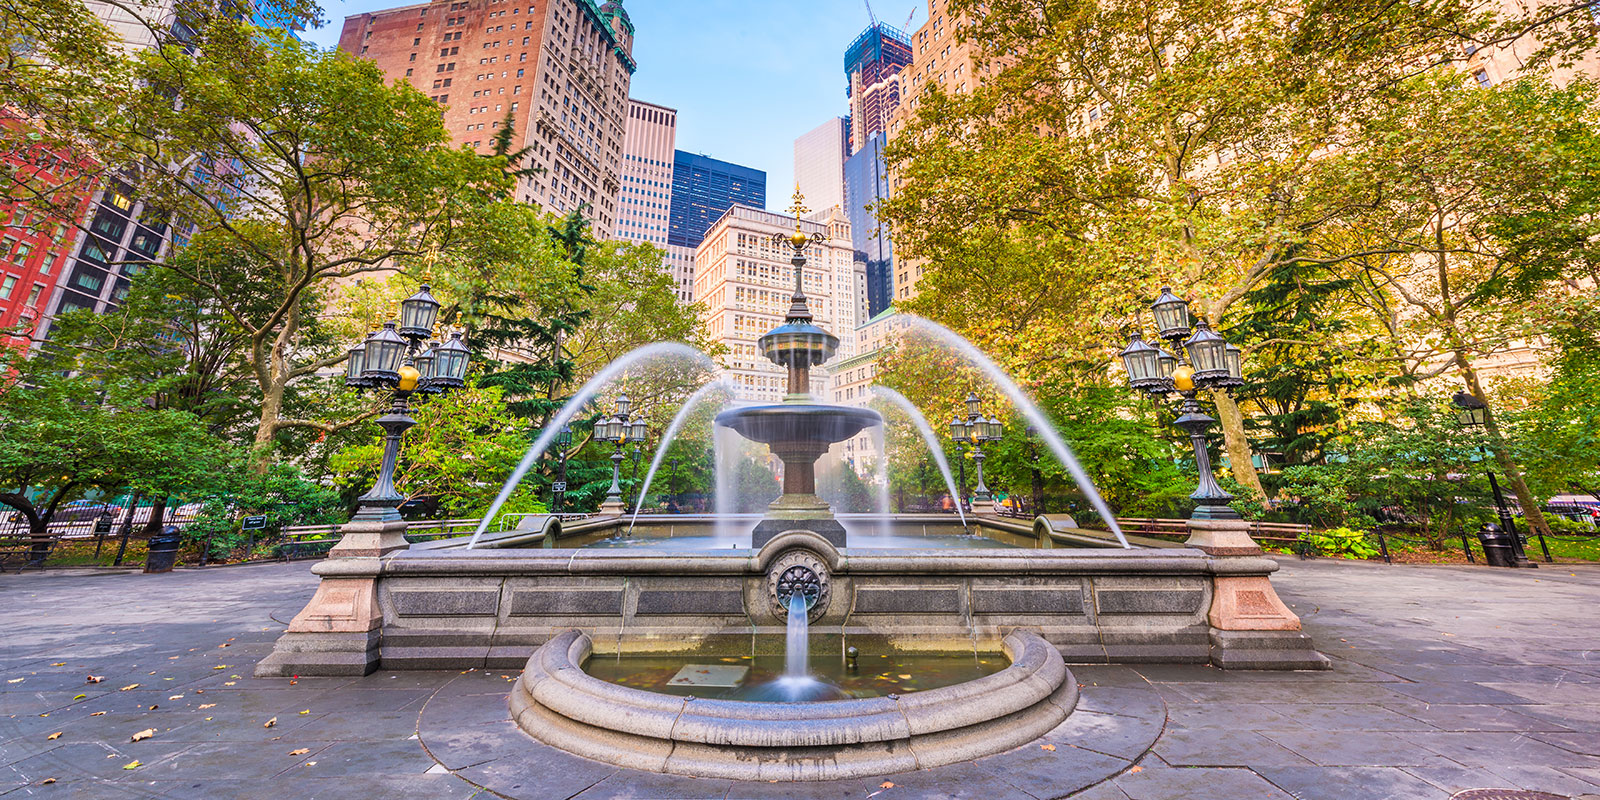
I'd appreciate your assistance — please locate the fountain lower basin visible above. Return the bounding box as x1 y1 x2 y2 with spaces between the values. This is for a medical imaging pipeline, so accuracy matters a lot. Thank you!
513 628 1077 781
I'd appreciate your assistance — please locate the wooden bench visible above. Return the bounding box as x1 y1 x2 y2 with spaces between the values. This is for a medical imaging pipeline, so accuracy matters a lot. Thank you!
0 533 57 572
1114 518 1314 553
276 525 340 561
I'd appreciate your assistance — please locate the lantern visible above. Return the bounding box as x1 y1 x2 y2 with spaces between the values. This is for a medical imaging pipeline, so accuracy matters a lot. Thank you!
1183 321 1229 384
361 322 408 385
1118 333 1163 390
398 284 441 340
412 343 437 388
555 424 574 448
616 393 631 417
432 331 470 389
344 341 368 388
950 417 969 443
1452 391 1488 427
1151 287 1191 341
630 419 647 443
1219 343 1244 388
987 416 1004 441
964 391 982 420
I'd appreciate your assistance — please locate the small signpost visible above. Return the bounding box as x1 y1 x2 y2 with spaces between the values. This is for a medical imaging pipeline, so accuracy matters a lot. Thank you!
551 481 567 493
241 515 268 530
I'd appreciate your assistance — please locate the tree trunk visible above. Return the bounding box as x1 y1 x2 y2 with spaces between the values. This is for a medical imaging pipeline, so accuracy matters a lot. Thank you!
251 380 285 473
142 496 169 536
1209 389 1267 502
1461 366 1553 539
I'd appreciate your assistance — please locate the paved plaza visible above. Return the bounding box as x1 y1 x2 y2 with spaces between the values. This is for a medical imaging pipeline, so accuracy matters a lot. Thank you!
3 558 1599 799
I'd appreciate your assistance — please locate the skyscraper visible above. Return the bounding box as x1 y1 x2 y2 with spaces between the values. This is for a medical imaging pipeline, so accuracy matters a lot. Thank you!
338 0 636 235
793 118 849 215
617 98 697 303
844 132 894 319
844 23 912 151
667 151 765 249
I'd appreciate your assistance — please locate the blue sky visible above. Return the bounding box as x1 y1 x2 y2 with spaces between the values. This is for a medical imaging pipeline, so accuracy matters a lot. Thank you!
303 0 903 208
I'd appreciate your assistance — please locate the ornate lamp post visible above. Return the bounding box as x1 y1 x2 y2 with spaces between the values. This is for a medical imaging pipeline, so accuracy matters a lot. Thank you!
1452 392 1546 565
336 285 469 555
595 393 648 513
667 457 680 512
1119 287 1245 521
550 424 573 515
950 391 1004 506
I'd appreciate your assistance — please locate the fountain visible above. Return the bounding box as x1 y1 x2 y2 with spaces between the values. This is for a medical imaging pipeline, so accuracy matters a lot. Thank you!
711 223 882 548
258 191 1329 784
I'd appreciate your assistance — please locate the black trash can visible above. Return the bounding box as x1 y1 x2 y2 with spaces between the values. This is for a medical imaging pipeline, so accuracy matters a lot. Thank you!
144 525 182 574
1477 523 1516 568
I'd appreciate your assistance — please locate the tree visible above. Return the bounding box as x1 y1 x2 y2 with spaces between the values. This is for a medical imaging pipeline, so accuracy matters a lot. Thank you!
0 369 229 559
46 25 501 467
1328 73 1600 538
880 0 1597 502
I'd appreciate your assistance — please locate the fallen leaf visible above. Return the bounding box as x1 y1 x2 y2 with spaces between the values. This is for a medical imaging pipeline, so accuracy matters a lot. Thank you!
168 657 179 660
6 678 22 684
89 712 106 717
223 682 236 686
198 704 215 710
305 761 317 766
1129 765 1143 774
263 717 277 728
880 781 895 788
212 665 227 670
219 643 230 648
204 717 212 720
46 732 62 740
1040 744 1056 751
897 674 911 680
73 694 86 700
118 684 139 692
168 695 183 700
131 729 155 742
122 761 141 770
50 663 64 667
40 778 55 785
298 709 310 715
147 705 158 710
289 748 310 756
288 680 297 685
86 675 103 683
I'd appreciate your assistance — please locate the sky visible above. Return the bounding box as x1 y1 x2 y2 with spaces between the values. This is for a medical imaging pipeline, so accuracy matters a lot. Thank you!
301 0 908 209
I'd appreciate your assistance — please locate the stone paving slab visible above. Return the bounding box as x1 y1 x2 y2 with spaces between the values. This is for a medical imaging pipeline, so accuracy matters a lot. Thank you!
4 558 1600 798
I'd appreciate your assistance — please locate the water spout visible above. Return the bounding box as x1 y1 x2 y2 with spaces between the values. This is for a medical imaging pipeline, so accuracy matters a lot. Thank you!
870 387 968 528
785 592 809 678
870 425 890 534
466 342 714 549
900 316 1130 548
627 381 733 534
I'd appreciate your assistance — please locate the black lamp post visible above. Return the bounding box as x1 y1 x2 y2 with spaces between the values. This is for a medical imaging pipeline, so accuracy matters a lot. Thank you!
550 424 573 515
1452 392 1547 565
1120 287 1246 521
595 393 648 509
667 457 680 513
1025 424 1045 516
343 284 469 524
950 391 1004 506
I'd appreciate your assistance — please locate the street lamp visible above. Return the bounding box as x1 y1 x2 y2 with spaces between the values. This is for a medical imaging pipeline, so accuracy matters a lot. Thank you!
667 457 680 513
1119 287 1246 521
344 284 470 524
595 393 649 511
950 391 1004 506
1452 391 1546 565
550 424 573 515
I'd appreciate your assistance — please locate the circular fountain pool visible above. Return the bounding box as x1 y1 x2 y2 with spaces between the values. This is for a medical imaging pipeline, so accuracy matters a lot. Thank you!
583 649 1008 700
511 629 1079 781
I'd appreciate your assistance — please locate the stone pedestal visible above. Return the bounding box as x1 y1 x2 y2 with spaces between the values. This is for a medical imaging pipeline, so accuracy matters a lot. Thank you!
328 517 409 559
255 568 384 677
597 499 626 516
751 493 847 549
1198 519 1331 670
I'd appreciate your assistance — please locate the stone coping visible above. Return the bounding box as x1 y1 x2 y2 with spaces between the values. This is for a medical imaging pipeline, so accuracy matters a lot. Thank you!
506 629 1083 780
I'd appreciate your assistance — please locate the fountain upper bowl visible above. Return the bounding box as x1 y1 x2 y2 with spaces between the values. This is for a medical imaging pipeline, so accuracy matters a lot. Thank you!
715 404 882 447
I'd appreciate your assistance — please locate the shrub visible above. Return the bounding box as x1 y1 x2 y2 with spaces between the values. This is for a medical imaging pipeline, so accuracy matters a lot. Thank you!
1301 526 1380 559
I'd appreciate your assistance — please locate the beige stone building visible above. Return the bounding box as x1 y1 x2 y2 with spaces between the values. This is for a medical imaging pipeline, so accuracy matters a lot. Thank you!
694 205 861 403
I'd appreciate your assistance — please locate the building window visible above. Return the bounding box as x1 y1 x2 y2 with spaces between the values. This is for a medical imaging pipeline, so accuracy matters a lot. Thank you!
0 275 17 299
24 284 41 306
405 68 413 76
1473 69 1492 87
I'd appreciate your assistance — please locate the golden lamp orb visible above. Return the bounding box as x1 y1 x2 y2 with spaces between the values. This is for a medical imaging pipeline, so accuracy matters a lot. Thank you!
1171 364 1195 392
790 231 810 249
397 365 422 392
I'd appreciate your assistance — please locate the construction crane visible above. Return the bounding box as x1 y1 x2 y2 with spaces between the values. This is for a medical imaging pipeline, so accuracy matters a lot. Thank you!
903 6 916 32
862 0 877 26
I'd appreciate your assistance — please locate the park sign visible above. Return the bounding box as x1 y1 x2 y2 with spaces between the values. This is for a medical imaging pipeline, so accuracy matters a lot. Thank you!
241 515 268 531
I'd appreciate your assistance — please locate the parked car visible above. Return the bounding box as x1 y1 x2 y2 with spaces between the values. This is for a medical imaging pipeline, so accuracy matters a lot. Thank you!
54 501 122 523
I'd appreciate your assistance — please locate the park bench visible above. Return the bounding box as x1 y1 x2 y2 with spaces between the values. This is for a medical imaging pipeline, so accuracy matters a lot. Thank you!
276 524 341 561
0 532 56 572
1114 517 1314 554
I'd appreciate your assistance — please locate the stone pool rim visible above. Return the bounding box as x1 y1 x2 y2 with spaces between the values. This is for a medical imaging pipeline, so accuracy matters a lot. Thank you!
510 628 1079 780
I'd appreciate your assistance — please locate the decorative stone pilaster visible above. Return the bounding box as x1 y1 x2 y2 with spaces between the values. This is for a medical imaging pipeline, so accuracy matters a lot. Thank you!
255 558 386 677
1201 520 1330 670
327 517 410 558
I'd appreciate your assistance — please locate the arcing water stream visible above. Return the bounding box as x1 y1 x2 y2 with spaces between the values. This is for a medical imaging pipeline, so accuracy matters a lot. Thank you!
900 317 1131 548
870 386 968 528
626 380 733 534
466 342 713 549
